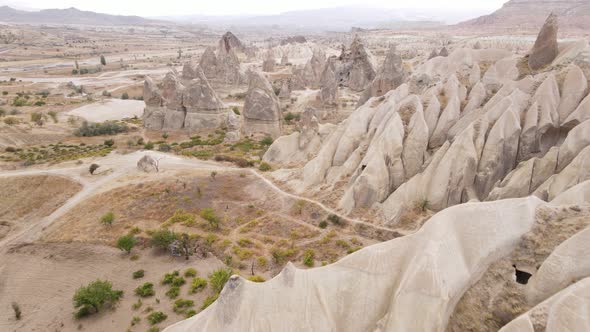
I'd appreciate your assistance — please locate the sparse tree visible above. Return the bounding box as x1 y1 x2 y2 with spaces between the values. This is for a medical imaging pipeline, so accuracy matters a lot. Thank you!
117 235 136 254
210 171 217 180
73 280 123 318
100 55 106 66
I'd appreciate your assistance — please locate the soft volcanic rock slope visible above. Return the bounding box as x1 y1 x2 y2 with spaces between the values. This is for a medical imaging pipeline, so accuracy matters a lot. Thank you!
163 22 590 332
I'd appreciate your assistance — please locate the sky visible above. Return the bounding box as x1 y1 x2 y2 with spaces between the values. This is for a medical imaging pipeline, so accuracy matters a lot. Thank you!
3 0 508 17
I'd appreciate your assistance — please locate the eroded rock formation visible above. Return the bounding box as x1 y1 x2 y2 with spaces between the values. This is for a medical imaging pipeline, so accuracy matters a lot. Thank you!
242 71 282 138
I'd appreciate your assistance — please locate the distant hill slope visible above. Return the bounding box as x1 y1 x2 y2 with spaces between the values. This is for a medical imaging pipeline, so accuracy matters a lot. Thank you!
0 6 161 26
460 0 590 31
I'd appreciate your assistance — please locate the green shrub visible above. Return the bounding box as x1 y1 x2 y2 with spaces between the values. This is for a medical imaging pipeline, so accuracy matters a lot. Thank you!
248 275 266 282
165 209 195 226
184 268 197 278
121 92 129 100
104 139 115 147
200 208 219 229
144 141 154 150
271 247 297 265
260 137 273 146
73 280 123 318
165 286 180 299
259 162 272 172
131 316 140 326
4 117 18 125
34 100 46 106
189 277 207 293
231 106 240 115
12 97 26 107
134 282 155 297
48 111 58 123
171 277 186 287
201 294 218 310
100 211 114 226
30 112 44 126
150 229 177 249
303 249 315 267
131 298 142 310
328 214 343 226
319 220 328 229
117 235 136 254
74 121 128 137
173 298 194 314
161 271 180 285
146 311 167 325
209 268 232 294
133 270 145 279
185 309 197 318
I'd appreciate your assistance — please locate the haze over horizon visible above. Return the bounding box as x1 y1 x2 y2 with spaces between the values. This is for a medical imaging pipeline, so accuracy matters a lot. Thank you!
2 0 508 18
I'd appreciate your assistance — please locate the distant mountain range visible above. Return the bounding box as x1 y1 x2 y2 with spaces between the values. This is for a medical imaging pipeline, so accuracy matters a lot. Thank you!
460 0 590 31
0 6 161 26
160 7 493 31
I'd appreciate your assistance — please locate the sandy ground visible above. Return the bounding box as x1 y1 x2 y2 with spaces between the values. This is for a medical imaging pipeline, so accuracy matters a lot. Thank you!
0 242 224 332
66 99 146 122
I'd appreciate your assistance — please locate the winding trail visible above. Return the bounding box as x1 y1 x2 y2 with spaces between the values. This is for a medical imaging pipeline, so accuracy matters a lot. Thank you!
0 151 403 251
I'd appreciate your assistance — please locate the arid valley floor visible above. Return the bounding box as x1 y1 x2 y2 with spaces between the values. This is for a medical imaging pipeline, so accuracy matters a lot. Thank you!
2 1 590 331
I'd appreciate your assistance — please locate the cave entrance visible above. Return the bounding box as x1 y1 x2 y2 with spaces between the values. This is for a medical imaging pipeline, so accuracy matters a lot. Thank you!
513 265 532 285
361 165 367 171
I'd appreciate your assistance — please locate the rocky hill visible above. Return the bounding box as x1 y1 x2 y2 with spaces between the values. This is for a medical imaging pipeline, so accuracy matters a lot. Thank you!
0 6 160 26
460 0 590 32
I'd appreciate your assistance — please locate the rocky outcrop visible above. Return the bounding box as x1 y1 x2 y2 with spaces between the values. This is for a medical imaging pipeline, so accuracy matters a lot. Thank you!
334 36 376 91
528 13 559 71
278 80 291 99
242 71 282 138
137 155 158 172
224 110 241 142
198 47 218 79
262 50 275 72
318 58 338 106
358 45 406 106
293 48 326 89
263 108 334 165
143 67 227 131
218 31 245 53
280 53 289 66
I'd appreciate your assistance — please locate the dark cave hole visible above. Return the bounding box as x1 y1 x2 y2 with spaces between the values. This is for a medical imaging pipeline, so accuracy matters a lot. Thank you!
361 165 367 171
513 265 532 285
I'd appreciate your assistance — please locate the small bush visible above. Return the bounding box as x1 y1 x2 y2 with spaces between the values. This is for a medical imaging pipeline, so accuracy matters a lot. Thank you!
184 268 197 278
147 311 167 325
30 112 44 126
200 208 219 229
150 229 177 249
12 302 21 320
327 214 342 226
201 294 218 310
48 111 58 123
173 298 194 314
209 268 232 294
116 235 136 254
231 106 240 115
189 277 207 293
134 282 155 297
131 316 140 326
185 309 197 318
161 271 180 285
4 117 18 125
171 277 186 287
258 162 272 172
165 286 180 299
144 141 154 150
121 92 129 100
248 275 265 282
303 249 315 267
12 97 26 107
100 211 115 226
73 280 123 318
74 121 128 137
260 137 273 146
104 139 115 147
319 220 328 229
34 100 46 106
131 299 142 310
132 270 145 279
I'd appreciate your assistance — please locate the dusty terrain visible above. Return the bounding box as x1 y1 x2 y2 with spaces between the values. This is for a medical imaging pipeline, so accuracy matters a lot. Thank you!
1 3 590 332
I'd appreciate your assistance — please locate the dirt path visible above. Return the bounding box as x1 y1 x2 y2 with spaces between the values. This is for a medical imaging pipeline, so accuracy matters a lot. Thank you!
0 151 403 251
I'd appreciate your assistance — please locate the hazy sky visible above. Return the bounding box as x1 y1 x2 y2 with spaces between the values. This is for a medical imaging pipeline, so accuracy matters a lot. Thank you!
5 0 508 17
